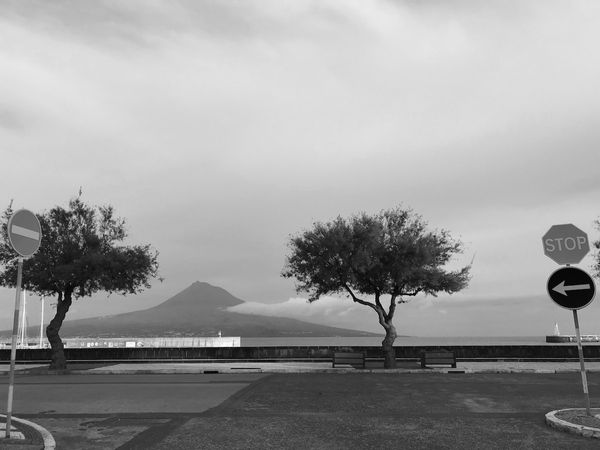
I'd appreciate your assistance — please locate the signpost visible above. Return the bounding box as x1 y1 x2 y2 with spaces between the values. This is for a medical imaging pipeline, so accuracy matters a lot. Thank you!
5 209 41 438
542 223 593 416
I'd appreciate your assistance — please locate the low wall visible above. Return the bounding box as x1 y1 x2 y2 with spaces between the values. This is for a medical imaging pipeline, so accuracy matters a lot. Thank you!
2 345 600 362
62 336 241 348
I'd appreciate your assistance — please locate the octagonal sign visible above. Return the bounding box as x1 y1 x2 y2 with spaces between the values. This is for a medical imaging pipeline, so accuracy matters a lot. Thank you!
542 223 589 265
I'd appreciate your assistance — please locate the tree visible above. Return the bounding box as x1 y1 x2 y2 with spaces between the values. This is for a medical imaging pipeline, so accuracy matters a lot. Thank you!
593 219 600 278
282 207 471 368
0 195 160 370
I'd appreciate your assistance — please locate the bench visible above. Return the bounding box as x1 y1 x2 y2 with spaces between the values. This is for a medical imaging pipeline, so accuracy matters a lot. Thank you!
421 351 456 368
332 352 366 369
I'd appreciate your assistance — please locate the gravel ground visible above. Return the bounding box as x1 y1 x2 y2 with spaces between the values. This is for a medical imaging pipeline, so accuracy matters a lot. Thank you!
554 408 600 428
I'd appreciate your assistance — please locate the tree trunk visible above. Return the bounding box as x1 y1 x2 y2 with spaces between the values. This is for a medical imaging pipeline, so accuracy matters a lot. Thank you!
382 322 397 369
46 290 72 370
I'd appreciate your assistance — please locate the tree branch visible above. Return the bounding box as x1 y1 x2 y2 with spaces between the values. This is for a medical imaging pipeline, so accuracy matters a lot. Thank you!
403 289 422 296
398 288 422 299
344 284 389 330
343 284 376 311
388 294 397 320
374 291 388 322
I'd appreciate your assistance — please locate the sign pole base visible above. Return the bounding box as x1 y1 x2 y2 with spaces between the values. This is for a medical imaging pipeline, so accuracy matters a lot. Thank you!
573 309 592 416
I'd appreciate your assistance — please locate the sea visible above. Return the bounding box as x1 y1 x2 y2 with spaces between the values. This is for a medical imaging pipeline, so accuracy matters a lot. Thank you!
240 336 565 347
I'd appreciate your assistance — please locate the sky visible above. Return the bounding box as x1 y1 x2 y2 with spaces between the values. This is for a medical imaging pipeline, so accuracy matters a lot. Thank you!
1 0 600 337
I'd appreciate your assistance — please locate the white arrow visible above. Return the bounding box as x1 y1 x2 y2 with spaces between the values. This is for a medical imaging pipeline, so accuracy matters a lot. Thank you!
552 280 591 296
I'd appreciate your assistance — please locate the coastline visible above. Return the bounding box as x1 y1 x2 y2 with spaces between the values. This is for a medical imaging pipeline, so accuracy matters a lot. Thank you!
241 335 563 347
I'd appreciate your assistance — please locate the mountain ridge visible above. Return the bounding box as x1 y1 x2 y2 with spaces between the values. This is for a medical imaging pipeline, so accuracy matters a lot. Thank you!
6 282 380 338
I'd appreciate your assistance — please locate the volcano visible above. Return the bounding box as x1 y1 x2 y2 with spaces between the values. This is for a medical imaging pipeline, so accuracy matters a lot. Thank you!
40 282 378 338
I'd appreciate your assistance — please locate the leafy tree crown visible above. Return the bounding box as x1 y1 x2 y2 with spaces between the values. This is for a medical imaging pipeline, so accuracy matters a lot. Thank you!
0 196 159 297
282 207 470 301
593 218 600 278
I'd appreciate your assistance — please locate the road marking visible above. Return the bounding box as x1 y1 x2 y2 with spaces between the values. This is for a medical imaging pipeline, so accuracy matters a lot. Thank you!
11 225 40 240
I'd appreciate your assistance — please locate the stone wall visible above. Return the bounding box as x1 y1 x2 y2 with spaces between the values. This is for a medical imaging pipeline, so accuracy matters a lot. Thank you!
2 344 600 362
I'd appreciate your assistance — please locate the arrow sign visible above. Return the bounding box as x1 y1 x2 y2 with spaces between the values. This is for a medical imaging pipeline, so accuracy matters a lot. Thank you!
552 281 592 296
547 267 596 310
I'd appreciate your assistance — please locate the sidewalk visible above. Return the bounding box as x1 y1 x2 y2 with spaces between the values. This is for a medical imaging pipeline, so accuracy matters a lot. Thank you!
17 360 600 375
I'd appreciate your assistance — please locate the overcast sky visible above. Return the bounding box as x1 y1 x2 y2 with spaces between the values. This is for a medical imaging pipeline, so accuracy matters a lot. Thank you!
1 0 600 337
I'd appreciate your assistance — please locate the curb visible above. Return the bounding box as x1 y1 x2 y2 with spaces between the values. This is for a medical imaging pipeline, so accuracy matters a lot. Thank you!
545 409 600 439
63 367 600 375
70 368 466 375
0 415 56 449
15 364 600 376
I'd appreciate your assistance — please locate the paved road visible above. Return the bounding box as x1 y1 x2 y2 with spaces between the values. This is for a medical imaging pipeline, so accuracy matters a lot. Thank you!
0 372 599 449
0 373 266 449
0 373 265 414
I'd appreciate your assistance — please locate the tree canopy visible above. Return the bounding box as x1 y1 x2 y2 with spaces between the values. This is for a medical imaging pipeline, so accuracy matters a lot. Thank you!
593 219 600 279
0 195 160 369
282 207 471 368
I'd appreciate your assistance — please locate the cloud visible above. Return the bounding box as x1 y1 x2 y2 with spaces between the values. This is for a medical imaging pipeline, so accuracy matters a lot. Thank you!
227 291 600 338
1 1 600 337
228 295 375 330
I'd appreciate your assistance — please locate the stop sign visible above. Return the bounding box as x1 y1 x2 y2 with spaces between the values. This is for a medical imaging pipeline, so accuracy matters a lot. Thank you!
542 223 589 265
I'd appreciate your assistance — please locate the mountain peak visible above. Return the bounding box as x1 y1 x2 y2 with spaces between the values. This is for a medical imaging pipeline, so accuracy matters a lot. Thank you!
11 281 380 338
153 281 245 309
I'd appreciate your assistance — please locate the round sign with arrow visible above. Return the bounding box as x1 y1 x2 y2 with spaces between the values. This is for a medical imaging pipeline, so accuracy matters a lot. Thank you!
547 267 596 310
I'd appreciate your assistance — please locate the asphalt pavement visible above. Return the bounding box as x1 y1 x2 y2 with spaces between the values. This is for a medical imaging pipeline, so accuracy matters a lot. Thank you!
5 360 600 375
50 359 600 374
1 362 600 449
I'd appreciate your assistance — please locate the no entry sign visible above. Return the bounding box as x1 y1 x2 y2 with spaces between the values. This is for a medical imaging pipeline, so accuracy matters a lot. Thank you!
7 209 42 257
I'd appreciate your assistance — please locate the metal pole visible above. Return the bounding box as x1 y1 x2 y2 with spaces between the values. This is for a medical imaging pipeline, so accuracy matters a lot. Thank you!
16 293 22 349
6 258 23 438
23 290 27 345
573 309 592 416
39 296 44 348
20 290 26 347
